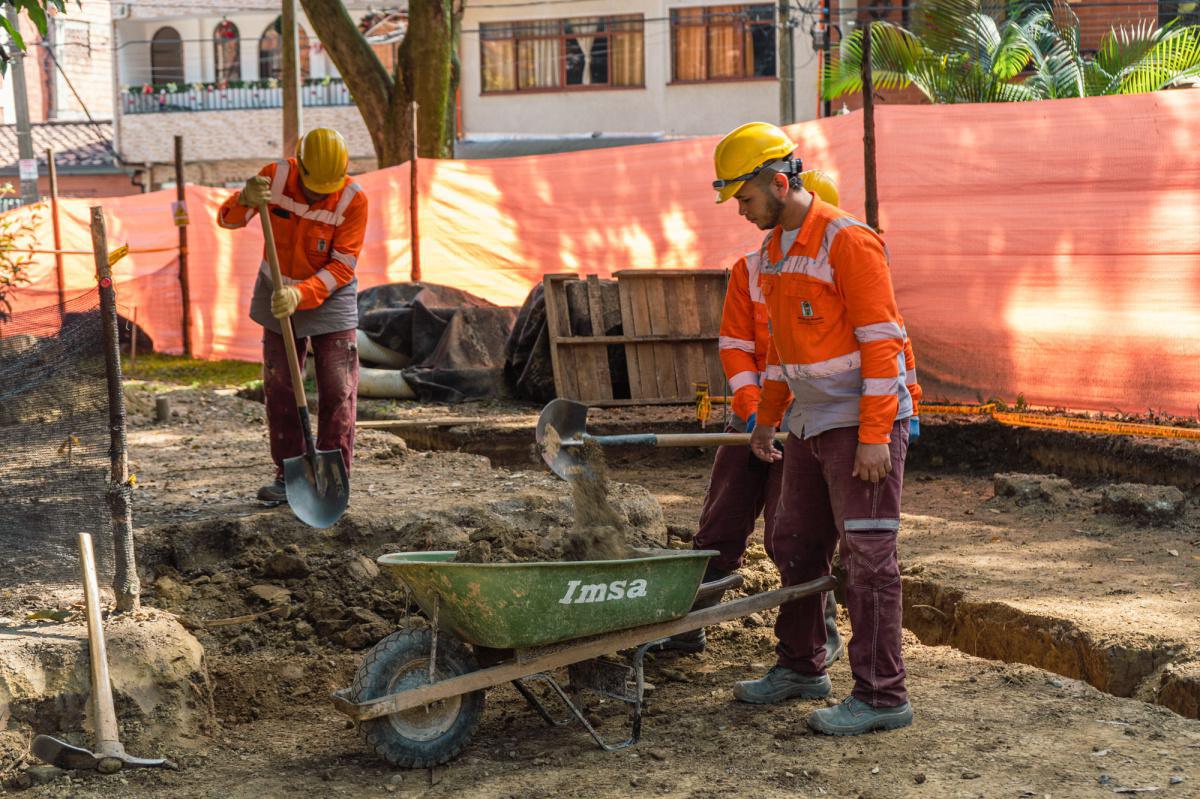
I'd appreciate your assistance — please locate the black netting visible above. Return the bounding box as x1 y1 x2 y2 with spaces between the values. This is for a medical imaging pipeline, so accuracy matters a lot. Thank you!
0 291 113 588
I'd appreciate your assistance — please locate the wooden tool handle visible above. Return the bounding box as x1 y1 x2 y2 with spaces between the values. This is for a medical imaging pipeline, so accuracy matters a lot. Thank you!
79 533 121 752
258 204 308 410
649 432 790 448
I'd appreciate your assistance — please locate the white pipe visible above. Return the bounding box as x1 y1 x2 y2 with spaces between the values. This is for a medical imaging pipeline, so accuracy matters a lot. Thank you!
358 365 417 399
357 329 410 368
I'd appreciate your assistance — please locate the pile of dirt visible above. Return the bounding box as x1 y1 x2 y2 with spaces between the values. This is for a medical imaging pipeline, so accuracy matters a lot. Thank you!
455 438 637 563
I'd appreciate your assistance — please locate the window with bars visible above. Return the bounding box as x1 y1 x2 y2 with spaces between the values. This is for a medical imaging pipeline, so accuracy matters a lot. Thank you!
214 20 241 82
480 15 645 93
670 4 776 82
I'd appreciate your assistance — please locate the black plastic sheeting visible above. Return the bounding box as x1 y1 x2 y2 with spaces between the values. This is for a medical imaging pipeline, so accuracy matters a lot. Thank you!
357 283 518 403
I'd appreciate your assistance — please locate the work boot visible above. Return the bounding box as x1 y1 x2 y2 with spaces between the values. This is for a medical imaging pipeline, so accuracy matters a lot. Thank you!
807 696 913 736
732 666 831 704
824 591 845 666
653 563 730 654
257 478 286 504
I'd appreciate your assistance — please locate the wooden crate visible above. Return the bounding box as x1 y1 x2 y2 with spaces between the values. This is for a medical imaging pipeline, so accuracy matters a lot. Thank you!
616 270 726 403
543 269 728 406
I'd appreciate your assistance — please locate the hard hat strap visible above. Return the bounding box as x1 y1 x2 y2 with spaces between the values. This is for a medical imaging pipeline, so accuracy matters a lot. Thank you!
712 157 804 190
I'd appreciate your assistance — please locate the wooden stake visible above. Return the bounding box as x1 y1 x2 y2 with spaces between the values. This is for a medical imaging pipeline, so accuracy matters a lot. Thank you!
91 206 140 612
130 306 138 372
410 100 421 283
47 147 65 318
175 135 192 357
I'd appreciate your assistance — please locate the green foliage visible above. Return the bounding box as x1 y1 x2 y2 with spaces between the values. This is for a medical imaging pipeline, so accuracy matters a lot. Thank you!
0 1 70 76
0 189 38 323
823 0 1200 103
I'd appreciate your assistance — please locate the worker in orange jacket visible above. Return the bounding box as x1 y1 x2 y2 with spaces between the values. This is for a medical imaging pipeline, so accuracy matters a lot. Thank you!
658 172 845 661
217 128 368 504
713 122 921 737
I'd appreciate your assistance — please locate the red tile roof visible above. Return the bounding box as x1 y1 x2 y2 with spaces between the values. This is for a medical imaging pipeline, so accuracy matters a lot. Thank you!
0 120 117 173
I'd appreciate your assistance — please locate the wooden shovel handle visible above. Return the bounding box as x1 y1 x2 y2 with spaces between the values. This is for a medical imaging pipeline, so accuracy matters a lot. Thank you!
258 203 308 410
79 533 120 752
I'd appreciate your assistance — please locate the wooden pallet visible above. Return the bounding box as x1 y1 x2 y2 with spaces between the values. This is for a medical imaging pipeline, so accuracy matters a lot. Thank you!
543 270 728 406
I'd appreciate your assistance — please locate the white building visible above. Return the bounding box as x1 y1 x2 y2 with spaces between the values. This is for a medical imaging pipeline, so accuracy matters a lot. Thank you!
112 0 378 186
460 0 823 137
109 1 827 186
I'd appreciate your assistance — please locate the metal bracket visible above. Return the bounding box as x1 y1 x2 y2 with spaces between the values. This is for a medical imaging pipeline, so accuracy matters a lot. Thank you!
512 639 663 752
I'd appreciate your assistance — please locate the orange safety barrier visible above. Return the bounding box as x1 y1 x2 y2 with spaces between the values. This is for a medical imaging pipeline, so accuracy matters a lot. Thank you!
3 92 1199 418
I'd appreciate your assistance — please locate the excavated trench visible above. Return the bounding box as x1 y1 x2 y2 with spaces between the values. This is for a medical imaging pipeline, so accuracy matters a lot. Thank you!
373 414 1200 719
900 576 1198 719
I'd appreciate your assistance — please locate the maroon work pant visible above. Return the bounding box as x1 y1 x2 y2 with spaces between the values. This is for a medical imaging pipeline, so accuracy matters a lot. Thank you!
693 442 784 573
262 328 359 479
771 423 909 707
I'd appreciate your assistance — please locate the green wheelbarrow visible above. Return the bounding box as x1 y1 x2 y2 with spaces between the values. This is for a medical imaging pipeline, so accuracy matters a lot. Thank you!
331 549 836 769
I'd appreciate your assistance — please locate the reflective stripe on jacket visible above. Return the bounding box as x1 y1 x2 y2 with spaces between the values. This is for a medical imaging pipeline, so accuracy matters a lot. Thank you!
217 158 368 337
756 197 918 444
718 250 770 395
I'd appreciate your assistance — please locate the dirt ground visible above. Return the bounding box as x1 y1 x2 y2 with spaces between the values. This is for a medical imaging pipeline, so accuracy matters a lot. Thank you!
3 387 1199 798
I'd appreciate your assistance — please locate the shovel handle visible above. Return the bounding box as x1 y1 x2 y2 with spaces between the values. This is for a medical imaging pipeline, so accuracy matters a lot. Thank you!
258 203 308 412
583 432 789 448
79 533 121 753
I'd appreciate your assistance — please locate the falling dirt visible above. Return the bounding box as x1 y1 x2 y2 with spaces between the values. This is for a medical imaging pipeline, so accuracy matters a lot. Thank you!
455 438 637 563
561 440 637 562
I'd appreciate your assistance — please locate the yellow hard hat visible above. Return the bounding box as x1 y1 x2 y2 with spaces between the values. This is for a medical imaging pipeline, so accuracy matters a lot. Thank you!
712 122 798 204
801 169 839 206
296 128 349 194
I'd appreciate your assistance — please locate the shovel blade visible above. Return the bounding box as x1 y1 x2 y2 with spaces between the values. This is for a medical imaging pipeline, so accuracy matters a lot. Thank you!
535 398 592 481
283 448 349 528
32 735 99 771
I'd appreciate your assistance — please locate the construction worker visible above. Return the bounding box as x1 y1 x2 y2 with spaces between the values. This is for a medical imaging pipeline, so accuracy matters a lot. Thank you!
712 122 922 736
217 128 368 504
658 171 844 665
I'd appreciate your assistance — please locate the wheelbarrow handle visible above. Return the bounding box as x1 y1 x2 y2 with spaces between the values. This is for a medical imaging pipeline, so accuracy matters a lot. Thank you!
582 432 788 448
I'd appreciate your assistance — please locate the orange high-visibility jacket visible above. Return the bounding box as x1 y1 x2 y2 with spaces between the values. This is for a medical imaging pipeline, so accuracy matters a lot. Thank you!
217 158 367 333
718 251 772 401
755 197 922 444
721 247 921 432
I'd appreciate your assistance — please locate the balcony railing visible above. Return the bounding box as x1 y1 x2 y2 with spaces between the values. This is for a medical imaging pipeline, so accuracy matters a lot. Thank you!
120 79 353 114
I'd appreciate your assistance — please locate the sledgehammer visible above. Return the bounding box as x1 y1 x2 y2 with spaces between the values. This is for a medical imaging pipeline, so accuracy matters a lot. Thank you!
32 534 177 773
536 398 786 480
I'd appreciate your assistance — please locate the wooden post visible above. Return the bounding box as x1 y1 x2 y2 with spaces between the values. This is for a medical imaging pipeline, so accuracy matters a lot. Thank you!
175 135 192 357
130 306 138 373
861 19 880 232
410 100 421 283
90 206 140 613
282 0 303 156
47 147 66 318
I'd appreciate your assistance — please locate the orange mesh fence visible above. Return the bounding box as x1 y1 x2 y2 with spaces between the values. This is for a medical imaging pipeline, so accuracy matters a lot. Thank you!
3 92 1198 417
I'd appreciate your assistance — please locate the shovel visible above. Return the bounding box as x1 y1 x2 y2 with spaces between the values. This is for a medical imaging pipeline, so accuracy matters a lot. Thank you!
536 398 787 480
258 202 349 528
32 533 177 773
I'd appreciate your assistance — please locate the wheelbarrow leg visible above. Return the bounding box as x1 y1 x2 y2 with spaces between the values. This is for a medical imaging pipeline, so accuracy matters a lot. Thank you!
511 679 574 728
513 639 666 752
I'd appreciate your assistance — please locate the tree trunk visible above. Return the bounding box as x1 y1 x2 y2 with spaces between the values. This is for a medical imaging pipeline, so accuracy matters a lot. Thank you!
403 0 455 159
302 0 456 167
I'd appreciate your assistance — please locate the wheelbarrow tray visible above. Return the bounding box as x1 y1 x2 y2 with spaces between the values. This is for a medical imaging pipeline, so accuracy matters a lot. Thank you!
377 549 718 649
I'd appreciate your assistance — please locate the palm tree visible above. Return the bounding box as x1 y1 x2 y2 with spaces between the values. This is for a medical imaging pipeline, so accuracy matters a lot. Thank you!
822 0 1200 103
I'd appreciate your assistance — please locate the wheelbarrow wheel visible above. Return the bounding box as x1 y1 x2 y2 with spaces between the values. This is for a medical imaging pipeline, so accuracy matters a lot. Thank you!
350 627 484 768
